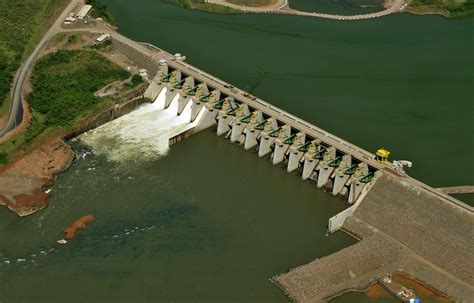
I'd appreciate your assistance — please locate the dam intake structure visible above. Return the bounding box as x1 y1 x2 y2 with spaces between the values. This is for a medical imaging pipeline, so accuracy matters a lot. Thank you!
143 60 388 209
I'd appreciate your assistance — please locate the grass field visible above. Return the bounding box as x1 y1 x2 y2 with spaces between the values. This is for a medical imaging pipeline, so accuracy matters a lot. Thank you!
0 0 68 112
0 50 130 163
410 0 474 16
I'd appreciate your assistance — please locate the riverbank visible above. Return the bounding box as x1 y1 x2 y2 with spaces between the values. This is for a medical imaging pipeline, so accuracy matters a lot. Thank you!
0 27 149 216
0 92 148 217
407 0 474 17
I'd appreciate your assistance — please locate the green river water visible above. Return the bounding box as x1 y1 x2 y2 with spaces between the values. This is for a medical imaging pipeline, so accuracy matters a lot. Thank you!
0 1 473 302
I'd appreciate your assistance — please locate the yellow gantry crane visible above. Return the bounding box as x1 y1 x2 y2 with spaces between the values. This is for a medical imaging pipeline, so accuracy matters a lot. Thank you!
375 148 391 163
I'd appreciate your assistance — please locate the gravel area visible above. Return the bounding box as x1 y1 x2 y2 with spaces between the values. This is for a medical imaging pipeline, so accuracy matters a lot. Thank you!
353 173 474 284
273 173 474 302
272 235 403 302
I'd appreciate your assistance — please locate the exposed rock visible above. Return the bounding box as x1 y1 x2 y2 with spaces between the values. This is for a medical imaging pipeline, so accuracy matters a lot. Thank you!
64 215 95 240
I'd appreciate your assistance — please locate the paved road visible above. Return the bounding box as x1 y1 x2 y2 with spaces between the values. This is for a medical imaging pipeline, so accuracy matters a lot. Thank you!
205 0 408 20
0 0 80 138
438 186 474 195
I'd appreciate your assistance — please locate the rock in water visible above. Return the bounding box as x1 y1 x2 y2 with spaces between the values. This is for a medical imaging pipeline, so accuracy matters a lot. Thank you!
64 215 95 240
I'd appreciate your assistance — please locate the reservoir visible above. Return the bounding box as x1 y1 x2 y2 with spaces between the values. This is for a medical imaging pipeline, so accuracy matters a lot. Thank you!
0 1 473 302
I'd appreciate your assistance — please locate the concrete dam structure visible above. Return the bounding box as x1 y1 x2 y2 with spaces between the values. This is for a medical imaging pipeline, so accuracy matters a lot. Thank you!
144 59 386 210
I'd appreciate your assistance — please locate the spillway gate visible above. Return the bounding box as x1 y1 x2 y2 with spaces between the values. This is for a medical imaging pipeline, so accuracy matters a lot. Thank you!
144 60 384 205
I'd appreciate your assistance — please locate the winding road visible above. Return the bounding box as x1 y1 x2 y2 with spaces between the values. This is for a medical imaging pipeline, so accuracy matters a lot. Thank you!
0 0 81 138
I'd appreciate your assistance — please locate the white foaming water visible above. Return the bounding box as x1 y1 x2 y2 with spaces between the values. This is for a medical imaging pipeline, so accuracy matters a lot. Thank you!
80 88 204 162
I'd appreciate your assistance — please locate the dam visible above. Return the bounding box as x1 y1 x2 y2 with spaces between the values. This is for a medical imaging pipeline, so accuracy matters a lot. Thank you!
143 58 387 211
131 44 472 301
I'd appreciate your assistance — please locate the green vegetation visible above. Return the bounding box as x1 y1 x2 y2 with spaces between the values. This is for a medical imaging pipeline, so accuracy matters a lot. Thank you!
0 0 67 110
410 0 474 17
67 34 79 44
29 50 129 128
126 74 145 89
164 0 242 13
0 152 7 164
86 0 117 25
0 50 130 162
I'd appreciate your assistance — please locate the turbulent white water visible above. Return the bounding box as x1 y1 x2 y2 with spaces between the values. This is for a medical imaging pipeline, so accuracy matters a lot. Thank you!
80 88 203 162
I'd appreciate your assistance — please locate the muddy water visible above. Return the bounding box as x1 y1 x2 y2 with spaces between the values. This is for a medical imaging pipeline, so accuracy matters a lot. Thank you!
0 1 473 302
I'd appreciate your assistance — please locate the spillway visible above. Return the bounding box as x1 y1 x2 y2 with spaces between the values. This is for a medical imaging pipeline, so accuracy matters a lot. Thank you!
80 87 204 162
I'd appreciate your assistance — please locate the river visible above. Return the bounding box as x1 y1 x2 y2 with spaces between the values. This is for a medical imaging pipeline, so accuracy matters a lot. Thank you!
0 1 472 302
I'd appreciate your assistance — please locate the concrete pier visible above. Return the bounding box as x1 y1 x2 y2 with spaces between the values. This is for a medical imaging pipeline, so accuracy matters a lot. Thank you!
286 133 305 173
243 112 264 150
271 126 291 164
332 155 352 196
316 147 337 188
301 142 320 180
258 119 279 157
348 163 370 204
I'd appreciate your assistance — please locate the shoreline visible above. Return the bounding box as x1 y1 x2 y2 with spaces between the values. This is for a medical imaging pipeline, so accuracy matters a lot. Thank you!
0 91 149 217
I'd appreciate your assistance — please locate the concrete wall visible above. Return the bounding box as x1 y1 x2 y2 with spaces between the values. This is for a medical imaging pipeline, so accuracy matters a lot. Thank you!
328 172 381 233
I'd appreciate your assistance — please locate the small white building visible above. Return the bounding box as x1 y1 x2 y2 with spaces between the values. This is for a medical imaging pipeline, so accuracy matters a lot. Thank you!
64 16 76 23
96 34 111 43
76 5 92 20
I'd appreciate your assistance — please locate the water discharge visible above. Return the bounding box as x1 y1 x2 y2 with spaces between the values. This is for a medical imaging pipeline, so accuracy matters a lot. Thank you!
80 87 203 162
